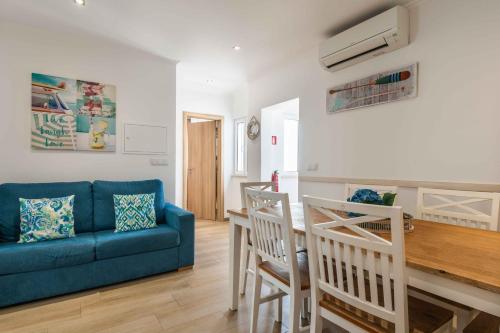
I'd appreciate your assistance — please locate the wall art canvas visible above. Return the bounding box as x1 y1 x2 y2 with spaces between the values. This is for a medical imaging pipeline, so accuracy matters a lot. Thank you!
31 73 116 151
326 63 417 113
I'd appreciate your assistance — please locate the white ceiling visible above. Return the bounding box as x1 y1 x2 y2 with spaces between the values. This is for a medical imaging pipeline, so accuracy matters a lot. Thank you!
0 0 410 94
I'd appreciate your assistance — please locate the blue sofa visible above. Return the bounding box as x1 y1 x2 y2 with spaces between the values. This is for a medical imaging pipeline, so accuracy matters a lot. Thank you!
0 179 194 308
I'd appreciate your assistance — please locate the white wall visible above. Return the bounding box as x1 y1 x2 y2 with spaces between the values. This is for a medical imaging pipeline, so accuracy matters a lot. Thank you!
227 175 247 211
261 98 299 202
243 0 500 213
231 84 249 119
0 20 177 201
176 88 235 216
226 84 250 210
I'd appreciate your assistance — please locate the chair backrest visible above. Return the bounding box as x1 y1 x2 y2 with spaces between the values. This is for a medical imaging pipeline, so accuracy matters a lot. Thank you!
244 188 301 290
303 196 408 332
345 183 398 202
240 182 274 208
416 188 500 231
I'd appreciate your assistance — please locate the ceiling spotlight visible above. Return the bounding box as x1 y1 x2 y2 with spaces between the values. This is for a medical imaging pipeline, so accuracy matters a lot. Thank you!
233 45 241 51
74 0 86 6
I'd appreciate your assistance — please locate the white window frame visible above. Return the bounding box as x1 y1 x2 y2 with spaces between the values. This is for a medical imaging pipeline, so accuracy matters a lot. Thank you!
233 117 247 176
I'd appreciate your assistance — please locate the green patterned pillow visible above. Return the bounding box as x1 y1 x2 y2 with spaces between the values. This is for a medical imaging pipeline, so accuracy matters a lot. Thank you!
18 195 76 243
113 193 157 232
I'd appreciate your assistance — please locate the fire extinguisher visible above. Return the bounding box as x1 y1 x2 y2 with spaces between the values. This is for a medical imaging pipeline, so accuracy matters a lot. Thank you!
271 170 279 192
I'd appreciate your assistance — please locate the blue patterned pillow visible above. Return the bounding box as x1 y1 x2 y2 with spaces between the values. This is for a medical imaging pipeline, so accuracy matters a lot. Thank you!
113 193 157 232
18 195 76 243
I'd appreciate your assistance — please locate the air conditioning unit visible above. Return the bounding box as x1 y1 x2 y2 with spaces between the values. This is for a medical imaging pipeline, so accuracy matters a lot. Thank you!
319 6 409 72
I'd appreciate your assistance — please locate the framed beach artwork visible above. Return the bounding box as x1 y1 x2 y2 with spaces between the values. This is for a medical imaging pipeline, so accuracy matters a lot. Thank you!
31 73 116 151
326 63 417 113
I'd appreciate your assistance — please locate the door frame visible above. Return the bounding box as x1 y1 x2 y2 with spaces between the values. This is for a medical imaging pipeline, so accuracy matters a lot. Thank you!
183 112 224 221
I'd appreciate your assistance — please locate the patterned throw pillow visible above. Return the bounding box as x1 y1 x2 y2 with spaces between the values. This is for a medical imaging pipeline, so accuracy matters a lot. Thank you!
113 193 157 232
18 195 76 243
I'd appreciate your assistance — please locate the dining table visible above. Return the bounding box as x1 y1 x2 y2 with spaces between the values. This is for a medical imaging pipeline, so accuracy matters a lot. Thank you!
227 203 500 317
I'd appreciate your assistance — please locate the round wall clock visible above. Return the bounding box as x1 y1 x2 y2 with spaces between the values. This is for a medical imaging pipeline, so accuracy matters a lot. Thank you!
247 116 260 140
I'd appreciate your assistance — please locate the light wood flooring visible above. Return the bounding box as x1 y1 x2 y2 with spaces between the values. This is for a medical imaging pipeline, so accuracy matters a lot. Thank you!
0 220 292 333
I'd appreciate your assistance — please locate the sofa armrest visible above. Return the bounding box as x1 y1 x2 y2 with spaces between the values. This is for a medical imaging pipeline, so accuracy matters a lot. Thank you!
164 202 194 268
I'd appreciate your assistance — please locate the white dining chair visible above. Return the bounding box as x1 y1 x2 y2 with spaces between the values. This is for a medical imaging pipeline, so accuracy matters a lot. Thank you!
245 188 310 333
238 181 274 295
345 183 399 203
411 187 500 332
303 196 454 333
416 187 500 231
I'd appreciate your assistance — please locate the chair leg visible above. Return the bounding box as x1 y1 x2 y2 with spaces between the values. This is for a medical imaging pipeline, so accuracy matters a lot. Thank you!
455 315 466 333
433 319 453 333
239 234 250 295
455 309 476 333
310 296 323 333
289 292 301 333
250 271 263 333
301 297 309 321
275 291 283 323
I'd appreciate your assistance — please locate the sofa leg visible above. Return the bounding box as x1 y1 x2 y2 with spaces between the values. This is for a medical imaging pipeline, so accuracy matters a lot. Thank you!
177 265 194 272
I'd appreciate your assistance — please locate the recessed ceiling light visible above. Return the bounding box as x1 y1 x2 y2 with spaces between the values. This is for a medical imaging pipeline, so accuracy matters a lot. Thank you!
74 0 86 6
233 45 241 51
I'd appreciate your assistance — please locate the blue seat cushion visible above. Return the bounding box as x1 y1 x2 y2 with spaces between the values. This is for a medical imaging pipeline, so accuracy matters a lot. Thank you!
0 182 93 242
94 225 179 260
0 233 95 275
93 179 165 231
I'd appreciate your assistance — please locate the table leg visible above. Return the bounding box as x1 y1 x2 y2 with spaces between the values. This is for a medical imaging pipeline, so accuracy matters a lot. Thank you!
229 218 242 311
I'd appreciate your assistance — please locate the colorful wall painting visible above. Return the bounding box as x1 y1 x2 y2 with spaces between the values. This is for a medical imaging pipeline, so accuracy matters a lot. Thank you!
326 63 417 113
31 73 116 151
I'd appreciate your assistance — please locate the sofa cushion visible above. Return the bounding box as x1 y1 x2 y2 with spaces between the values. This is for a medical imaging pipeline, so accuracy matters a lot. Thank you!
0 182 93 242
0 233 95 275
19 195 76 244
93 180 165 231
114 193 157 232
95 224 179 260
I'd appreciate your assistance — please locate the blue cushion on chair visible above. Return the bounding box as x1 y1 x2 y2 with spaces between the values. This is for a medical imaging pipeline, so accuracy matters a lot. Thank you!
0 182 93 242
93 180 165 231
0 233 95 275
94 224 179 260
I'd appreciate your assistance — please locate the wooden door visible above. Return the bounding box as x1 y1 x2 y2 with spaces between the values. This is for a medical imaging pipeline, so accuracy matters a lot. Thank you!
187 120 217 220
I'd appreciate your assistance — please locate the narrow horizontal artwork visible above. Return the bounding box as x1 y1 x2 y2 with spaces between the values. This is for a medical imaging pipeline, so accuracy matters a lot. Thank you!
326 63 417 113
31 73 116 151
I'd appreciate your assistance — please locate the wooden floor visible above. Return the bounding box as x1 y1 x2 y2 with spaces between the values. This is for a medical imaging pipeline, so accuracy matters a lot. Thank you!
0 220 292 333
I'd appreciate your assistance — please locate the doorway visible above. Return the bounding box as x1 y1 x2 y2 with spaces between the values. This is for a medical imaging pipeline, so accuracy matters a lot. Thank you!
183 112 224 221
260 98 299 202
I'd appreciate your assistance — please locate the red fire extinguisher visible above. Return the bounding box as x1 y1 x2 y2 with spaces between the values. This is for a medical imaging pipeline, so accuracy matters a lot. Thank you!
271 170 279 192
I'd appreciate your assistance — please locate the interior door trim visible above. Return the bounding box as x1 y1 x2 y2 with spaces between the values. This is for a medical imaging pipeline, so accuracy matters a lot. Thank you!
183 112 224 221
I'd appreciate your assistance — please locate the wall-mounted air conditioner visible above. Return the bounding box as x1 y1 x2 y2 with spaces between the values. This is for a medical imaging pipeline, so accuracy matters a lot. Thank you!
319 6 409 72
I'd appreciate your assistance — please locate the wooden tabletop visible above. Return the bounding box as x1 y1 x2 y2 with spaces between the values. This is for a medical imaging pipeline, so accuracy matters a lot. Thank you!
227 206 500 294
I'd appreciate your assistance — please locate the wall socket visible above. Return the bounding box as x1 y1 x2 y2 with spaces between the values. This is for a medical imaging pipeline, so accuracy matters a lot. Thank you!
150 158 168 166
